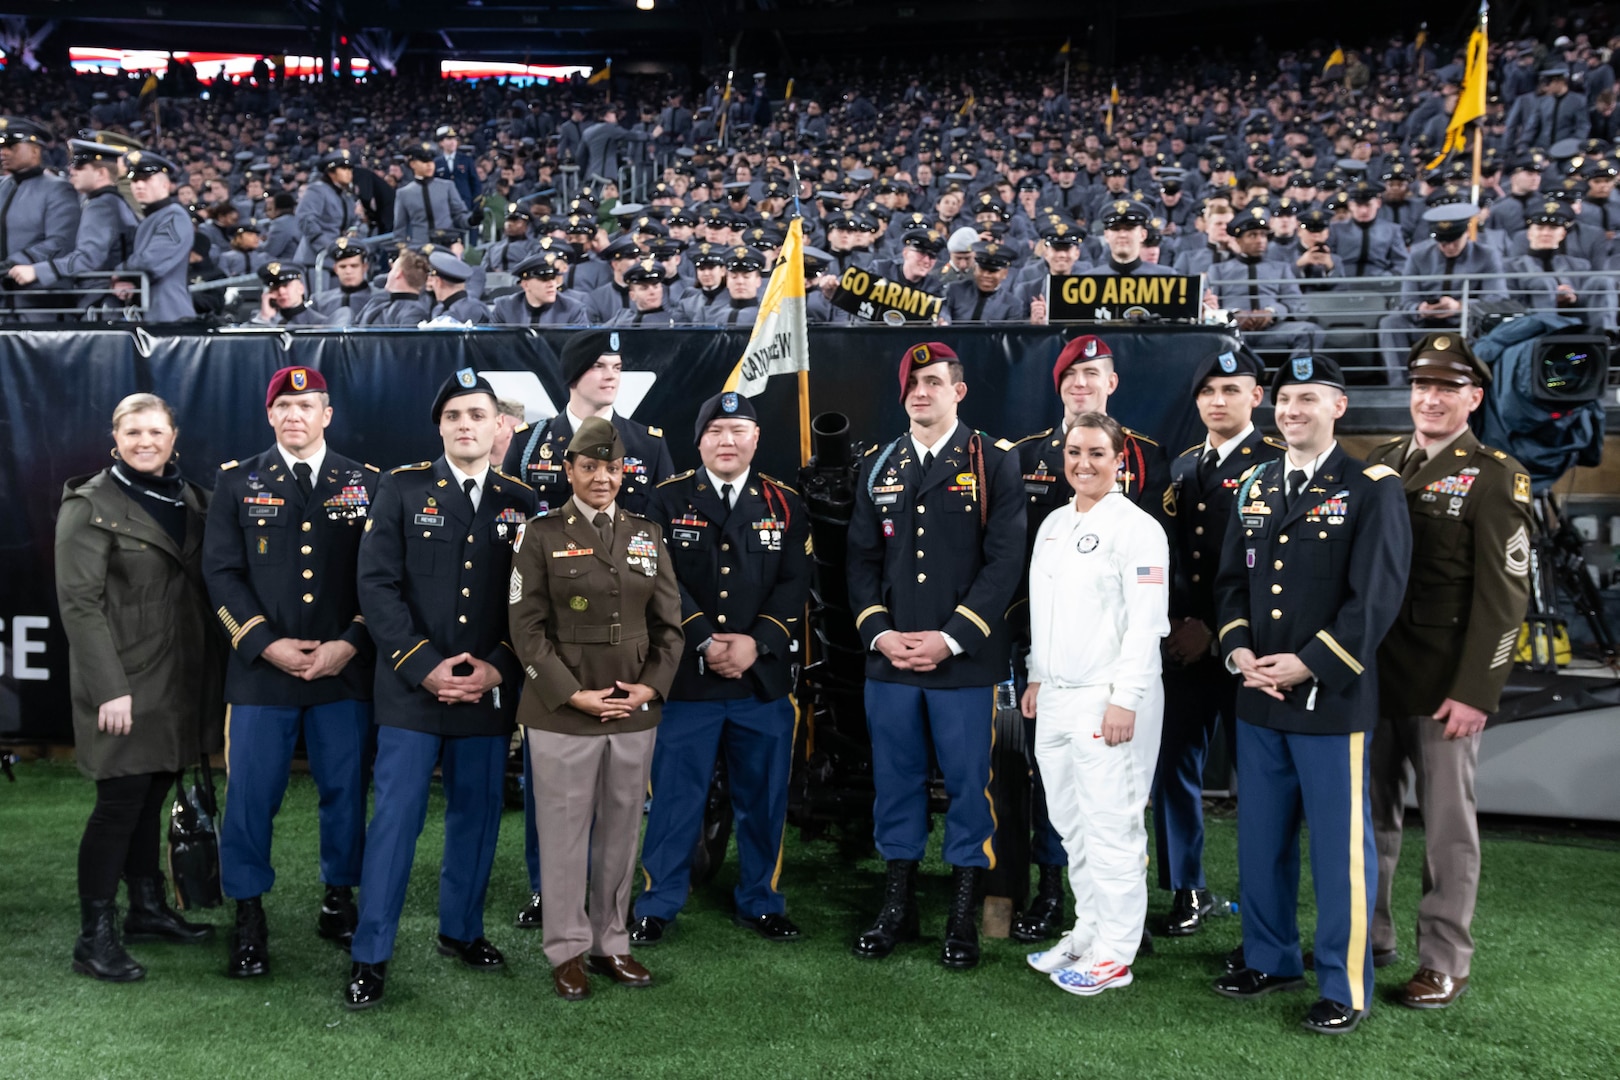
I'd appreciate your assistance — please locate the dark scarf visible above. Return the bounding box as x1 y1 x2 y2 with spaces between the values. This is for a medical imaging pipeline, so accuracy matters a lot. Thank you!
111 461 188 545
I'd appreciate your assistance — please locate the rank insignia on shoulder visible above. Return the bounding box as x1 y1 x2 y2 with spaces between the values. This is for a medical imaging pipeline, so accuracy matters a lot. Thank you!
647 426 664 437
364 463 380 473
220 459 240 471
1363 464 1399 481
1513 473 1531 504
994 437 1016 451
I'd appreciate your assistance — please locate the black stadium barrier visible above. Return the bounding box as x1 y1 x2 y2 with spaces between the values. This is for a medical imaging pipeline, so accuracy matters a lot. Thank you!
0 324 1245 741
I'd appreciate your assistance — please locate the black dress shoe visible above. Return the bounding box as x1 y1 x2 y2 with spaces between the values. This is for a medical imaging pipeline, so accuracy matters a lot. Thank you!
227 897 269 979
1010 864 1067 943
734 912 803 942
436 934 505 969
514 892 543 930
1163 888 1215 937
344 961 386 1010
1224 945 1245 974
1213 968 1309 999
1301 997 1366 1035
317 886 357 947
628 915 668 946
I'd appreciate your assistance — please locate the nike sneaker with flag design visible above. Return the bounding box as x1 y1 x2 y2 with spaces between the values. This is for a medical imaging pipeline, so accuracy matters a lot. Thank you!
1027 938 1088 974
1051 959 1132 995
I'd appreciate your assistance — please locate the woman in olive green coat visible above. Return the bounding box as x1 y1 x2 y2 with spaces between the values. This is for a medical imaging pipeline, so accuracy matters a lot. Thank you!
55 393 222 982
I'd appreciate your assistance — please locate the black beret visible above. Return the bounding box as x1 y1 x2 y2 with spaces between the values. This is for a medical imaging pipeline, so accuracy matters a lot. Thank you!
559 330 624 386
430 367 498 422
1271 354 1346 394
1190 347 1264 392
692 390 760 443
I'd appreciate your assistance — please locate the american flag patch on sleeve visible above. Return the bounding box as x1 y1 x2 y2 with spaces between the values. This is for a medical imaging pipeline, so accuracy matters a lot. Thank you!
1136 566 1164 584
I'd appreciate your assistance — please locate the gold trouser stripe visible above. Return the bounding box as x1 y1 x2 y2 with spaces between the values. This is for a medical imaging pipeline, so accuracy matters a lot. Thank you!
1218 618 1249 641
222 704 233 779
979 699 999 871
1315 630 1365 675
771 695 804 895
1347 731 1368 1013
854 605 888 629
681 611 706 626
230 615 266 650
393 639 429 671
954 604 991 638
759 614 790 639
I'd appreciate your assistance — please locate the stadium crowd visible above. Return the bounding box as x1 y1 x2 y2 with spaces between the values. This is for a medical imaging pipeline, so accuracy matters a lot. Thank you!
0 19 1616 343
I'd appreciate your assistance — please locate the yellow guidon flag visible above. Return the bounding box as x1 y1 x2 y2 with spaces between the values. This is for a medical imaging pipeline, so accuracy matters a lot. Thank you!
1323 46 1346 74
587 62 611 86
1428 4 1489 168
723 217 809 398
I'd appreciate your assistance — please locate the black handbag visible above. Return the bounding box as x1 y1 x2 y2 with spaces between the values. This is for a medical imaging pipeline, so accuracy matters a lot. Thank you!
167 756 223 910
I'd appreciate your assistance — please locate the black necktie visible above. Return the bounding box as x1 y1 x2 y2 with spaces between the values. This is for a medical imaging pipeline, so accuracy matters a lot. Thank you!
1245 259 1260 311
293 461 312 498
721 482 734 510
1401 447 1428 481
922 451 935 472
463 476 477 511
1198 447 1219 486
1286 468 1308 508
1355 222 1371 277
593 511 614 550
420 178 437 232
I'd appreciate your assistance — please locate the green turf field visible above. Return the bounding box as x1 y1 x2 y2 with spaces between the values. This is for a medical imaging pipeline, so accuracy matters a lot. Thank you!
0 760 1614 1079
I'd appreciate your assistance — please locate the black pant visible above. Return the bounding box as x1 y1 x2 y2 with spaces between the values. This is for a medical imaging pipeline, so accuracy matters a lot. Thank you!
78 772 174 900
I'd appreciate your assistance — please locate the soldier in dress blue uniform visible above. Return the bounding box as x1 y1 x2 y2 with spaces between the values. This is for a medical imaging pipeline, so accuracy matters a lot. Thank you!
202 366 378 978
489 251 588 326
1005 332 1173 943
629 392 812 946
434 125 482 210
113 151 195 323
344 369 538 1010
1211 354 1411 1035
501 328 673 927
0 117 81 322
847 341 1025 970
1156 349 1282 937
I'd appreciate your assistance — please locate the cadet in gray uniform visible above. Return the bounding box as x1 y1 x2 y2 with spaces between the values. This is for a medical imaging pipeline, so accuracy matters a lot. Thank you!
426 250 491 323
0 117 82 321
490 251 588 326
1204 207 1324 360
6 138 135 315
1378 204 1507 381
394 143 470 247
295 150 360 268
112 151 195 323
1329 181 1409 278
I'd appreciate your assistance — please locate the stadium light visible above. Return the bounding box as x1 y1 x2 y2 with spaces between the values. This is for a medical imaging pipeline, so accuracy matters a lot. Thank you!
637 0 654 10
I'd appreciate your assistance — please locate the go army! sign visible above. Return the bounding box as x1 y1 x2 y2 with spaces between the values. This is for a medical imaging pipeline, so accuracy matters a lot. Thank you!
1045 273 1202 322
830 266 945 324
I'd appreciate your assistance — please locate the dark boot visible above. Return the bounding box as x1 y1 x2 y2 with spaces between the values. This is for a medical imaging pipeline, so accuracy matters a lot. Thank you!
227 896 269 978
1163 888 1215 937
124 877 214 944
72 898 145 983
1010 864 1067 943
851 860 919 959
940 865 982 970
317 885 358 946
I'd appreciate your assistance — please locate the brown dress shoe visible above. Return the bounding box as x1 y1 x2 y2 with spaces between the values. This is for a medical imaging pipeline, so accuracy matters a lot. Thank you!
552 954 591 1001
1400 967 1468 1009
588 953 653 988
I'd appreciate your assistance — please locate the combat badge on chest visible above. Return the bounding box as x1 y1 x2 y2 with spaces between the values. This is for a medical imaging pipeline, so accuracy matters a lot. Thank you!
1422 468 1477 519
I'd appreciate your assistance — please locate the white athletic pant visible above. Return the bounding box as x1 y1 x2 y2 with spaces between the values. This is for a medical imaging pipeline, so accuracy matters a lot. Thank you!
1034 682 1164 967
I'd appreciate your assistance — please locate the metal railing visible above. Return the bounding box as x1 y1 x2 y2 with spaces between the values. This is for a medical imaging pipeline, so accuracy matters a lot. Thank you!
0 272 150 321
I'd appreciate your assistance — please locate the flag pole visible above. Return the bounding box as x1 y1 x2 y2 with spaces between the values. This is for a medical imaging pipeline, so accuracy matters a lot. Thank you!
791 161 812 467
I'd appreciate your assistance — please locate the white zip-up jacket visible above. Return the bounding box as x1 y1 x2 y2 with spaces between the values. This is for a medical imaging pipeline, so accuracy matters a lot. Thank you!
1028 490 1170 710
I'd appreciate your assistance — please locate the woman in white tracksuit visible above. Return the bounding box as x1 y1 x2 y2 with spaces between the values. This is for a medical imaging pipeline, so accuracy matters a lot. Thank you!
1020 412 1170 996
